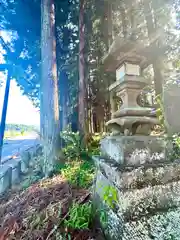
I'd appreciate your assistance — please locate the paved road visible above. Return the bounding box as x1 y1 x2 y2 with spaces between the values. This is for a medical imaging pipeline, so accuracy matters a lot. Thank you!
1 134 39 163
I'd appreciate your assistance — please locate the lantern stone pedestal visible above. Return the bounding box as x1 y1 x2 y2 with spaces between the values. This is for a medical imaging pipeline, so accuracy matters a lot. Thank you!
93 153 180 239
100 135 170 166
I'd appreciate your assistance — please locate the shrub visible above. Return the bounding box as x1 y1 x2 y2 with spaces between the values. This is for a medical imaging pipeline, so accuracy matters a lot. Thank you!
60 131 86 160
61 161 95 188
60 131 103 161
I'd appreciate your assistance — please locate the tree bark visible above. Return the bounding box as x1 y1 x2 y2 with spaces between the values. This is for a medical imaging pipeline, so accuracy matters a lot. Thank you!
59 70 68 131
78 0 87 135
41 0 60 176
119 2 128 39
143 0 164 96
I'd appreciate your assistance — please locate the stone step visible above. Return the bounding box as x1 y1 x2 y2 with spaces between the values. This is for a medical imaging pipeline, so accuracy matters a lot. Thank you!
120 180 180 220
95 168 180 221
123 207 180 239
96 156 180 190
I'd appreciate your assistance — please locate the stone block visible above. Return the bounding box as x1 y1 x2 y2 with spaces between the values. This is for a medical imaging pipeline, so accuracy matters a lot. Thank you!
123 207 180 239
0 165 12 194
163 85 180 135
20 150 30 173
95 160 180 216
8 159 21 184
118 180 180 220
97 157 180 190
36 144 43 155
94 167 180 239
94 171 123 240
101 136 169 166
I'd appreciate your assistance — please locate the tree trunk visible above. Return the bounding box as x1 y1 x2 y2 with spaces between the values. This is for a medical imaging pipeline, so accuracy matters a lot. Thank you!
143 0 164 96
78 0 87 135
59 70 68 131
119 2 128 39
41 0 60 176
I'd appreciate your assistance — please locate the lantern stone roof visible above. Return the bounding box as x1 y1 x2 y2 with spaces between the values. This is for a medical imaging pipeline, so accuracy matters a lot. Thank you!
102 36 156 71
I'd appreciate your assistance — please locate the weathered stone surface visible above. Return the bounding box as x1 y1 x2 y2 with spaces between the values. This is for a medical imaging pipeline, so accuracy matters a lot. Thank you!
101 136 168 165
112 107 155 118
96 159 180 211
102 37 152 71
97 157 180 189
94 167 180 237
119 180 180 219
9 159 21 183
106 116 159 136
163 85 180 135
0 166 12 195
95 168 180 216
94 173 123 240
20 150 30 173
123 207 180 239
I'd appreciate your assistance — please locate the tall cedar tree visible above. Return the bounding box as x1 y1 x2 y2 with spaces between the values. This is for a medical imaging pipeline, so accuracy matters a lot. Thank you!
41 0 60 175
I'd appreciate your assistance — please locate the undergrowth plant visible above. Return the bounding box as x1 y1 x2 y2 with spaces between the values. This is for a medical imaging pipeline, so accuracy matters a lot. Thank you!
64 202 93 230
60 161 95 188
102 185 118 210
97 185 119 228
155 94 166 131
168 133 180 160
60 130 103 161
60 131 86 160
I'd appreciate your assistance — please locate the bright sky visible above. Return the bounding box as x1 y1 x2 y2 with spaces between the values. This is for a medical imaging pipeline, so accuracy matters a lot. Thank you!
0 31 40 126
0 77 40 126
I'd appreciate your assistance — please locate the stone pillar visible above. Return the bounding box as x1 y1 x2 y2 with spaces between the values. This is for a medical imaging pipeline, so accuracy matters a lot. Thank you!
109 91 116 118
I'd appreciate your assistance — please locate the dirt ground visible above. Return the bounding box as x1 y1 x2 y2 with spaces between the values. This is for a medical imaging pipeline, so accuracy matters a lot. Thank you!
0 175 105 240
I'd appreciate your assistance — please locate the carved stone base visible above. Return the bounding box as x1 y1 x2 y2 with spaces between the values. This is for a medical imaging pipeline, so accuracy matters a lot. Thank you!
106 116 159 136
100 135 170 166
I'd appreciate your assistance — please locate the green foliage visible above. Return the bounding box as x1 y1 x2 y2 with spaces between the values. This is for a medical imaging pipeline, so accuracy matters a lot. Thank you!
168 134 180 160
102 185 118 210
0 0 79 107
96 185 119 228
86 133 104 156
64 202 93 230
155 94 165 130
53 163 65 174
21 130 25 135
60 130 101 161
60 131 86 160
61 161 95 188
99 209 108 228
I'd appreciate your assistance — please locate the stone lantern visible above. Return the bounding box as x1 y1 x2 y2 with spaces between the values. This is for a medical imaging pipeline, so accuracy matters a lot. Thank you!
93 25 175 240
104 41 159 136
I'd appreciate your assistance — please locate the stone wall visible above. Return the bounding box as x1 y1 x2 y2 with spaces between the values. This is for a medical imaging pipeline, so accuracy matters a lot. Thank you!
0 144 42 195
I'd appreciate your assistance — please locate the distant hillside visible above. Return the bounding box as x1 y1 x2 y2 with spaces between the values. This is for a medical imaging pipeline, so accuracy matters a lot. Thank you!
5 124 38 132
